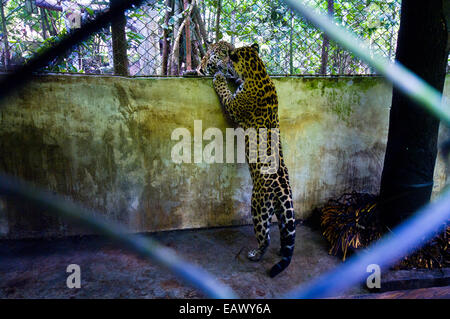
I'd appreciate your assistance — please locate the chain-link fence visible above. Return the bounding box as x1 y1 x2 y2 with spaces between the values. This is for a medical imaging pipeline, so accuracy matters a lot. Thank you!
0 0 448 75
208 0 401 75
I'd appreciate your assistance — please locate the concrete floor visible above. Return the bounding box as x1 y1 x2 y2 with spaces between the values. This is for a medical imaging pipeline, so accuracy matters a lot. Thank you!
1 223 369 298
345 286 450 299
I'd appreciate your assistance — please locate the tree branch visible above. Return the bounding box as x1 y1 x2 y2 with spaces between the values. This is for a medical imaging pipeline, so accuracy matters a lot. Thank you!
168 0 196 74
35 0 63 12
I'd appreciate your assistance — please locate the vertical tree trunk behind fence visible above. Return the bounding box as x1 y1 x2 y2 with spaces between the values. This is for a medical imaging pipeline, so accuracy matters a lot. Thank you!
215 0 221 42
193 6 209 48
230 0 236 45
379 0 449 229
162 0 174 75
170 0 182 75
184 0 192 71
289 11 294 74
39 8 48 39
319 0 334 75
0 0 10 71
111 0 129 76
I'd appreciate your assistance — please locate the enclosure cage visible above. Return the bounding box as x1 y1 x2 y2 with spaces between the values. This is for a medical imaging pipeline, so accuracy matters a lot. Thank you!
0 0 449 299
0 0 423 76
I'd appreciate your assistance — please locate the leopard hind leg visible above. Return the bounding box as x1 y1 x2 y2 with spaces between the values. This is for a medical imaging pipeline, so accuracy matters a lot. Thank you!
248 191 274 262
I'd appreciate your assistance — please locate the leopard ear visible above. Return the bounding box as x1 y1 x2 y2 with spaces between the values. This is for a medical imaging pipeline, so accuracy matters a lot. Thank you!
251 43 259 53
230 50 238 62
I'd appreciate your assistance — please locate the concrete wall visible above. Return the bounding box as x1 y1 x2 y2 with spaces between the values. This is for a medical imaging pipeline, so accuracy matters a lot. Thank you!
0 75 449 239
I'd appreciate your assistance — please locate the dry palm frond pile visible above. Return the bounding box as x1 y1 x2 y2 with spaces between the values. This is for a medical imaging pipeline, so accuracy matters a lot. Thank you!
394 222 449 270
319 192 382 261
316 192 449 269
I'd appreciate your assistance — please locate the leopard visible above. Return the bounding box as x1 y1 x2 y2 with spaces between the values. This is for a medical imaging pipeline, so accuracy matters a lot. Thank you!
212 43 296 277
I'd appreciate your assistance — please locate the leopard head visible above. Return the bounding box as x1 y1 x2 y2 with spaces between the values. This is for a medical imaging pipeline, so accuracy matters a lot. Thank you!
198 41 237 78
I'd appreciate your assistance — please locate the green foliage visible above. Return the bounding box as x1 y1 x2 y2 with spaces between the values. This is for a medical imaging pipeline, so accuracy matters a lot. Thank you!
210 0 400 74
0 0 403 75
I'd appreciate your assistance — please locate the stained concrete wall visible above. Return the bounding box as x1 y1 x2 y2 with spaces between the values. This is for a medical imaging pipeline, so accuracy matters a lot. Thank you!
0 75 449 239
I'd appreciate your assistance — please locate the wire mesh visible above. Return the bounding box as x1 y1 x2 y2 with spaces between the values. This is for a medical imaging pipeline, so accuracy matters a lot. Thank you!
0 0 112 73
1 0 434 76
208 0 402 75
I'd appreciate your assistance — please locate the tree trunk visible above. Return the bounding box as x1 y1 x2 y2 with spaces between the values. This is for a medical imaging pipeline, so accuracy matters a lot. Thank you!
111 0 129 76
169 0 196 75
379 0 449 229
43 7 57 36
207 3 212 40
289 10 294 74
40 8 48 40
0 0 10 72
192 14 205 57
191 37 200 69
184 0 192 71
192 6 209 48
169 0 182 75
215 0 221 42
35 0 62 11
230 0 236 45
161 0 173 75
319 0 334 74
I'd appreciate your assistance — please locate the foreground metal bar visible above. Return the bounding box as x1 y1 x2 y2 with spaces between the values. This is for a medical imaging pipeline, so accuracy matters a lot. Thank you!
283 0 449 125
0 173 238 299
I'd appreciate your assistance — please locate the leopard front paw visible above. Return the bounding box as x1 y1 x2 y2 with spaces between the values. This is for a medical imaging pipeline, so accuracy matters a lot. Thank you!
248 248 265 262
213 71 226 84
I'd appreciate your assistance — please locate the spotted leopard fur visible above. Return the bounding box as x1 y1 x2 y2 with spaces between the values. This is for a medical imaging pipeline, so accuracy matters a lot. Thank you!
212 43 296 277
198 41 235 76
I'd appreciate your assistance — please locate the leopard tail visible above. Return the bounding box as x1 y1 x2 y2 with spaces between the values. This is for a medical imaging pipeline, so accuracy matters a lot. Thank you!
269 235 295 278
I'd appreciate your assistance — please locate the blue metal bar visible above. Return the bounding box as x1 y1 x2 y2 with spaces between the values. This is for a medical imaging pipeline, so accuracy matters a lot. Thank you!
285 186 450 298
0 173 238 299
